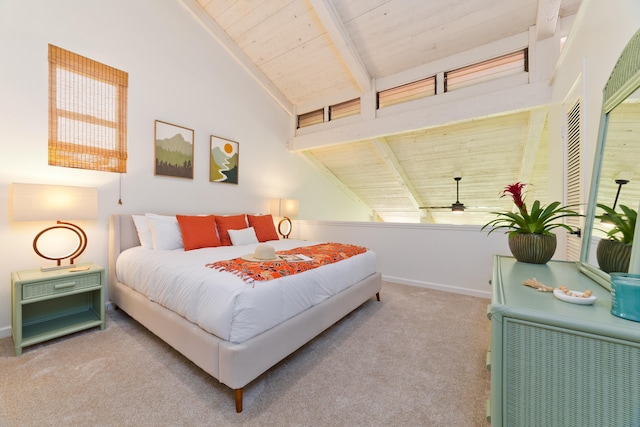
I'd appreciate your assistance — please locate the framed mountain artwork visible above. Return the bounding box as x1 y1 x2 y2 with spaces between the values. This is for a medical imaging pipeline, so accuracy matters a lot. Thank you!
210 135 239 184
154 120 194 179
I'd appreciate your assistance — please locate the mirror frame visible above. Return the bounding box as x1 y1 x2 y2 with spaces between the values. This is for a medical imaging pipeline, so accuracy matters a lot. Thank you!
579 29 640 289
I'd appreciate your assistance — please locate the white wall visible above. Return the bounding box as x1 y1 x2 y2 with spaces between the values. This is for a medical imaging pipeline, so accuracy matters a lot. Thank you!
296 221 510 298
0 0 369 336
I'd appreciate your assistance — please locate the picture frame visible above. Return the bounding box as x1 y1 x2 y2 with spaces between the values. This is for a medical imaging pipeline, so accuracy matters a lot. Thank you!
154 120 194 179
210 135 239 184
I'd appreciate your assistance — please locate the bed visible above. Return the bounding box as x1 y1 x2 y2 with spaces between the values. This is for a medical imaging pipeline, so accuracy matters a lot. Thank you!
108 214 381 412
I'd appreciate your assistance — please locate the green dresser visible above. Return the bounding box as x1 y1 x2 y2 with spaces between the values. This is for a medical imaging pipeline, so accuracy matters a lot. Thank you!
488 255 640 427
11 263 105 356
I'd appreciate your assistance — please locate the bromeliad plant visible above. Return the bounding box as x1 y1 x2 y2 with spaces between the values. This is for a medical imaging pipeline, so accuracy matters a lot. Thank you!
597 203 636 245
482 182 581 236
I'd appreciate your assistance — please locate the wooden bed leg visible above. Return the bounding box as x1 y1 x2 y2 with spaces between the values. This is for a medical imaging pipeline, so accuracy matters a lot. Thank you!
235 388 243 413
376 292 380 301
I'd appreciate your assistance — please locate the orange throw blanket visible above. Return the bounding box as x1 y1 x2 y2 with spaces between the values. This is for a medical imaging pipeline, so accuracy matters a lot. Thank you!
206 243 367 283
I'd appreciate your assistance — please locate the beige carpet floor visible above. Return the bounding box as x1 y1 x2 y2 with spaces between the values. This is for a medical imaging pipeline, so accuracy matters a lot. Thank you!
0 281 491 426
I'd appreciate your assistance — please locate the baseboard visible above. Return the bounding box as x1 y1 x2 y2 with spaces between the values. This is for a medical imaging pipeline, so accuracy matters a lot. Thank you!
382 275 491 299
0 325 11 339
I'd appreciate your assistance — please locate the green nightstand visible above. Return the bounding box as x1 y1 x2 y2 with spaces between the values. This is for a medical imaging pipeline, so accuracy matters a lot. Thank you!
11 263 105 356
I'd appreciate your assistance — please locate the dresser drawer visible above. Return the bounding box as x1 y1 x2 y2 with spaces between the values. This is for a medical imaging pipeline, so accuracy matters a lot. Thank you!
21 273 102 301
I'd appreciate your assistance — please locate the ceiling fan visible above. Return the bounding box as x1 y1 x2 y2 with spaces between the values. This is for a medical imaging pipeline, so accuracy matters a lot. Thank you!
419 175 466 213
419 175 498 213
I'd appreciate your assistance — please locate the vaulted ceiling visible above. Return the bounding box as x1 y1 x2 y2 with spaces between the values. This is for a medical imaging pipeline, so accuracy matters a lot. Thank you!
184 0 583 223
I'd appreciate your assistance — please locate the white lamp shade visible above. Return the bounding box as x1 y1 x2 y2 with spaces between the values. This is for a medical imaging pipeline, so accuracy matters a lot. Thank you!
270 198 299 217
12 183 98 221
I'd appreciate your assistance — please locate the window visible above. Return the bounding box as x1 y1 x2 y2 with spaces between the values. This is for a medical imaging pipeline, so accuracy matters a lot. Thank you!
48 44 128 172
377 76 436 109
329 98 360 121
297 108 324 129
444 49 527 92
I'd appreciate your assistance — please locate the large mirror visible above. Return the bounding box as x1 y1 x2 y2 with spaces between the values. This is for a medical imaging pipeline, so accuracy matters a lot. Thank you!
580 29 640 289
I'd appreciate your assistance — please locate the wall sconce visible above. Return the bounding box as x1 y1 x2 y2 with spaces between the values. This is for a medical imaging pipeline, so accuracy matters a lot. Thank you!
270 198 299 239
11 183 98 270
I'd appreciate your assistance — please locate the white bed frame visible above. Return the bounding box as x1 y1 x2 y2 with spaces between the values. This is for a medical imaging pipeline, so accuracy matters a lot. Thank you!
108 214 381 412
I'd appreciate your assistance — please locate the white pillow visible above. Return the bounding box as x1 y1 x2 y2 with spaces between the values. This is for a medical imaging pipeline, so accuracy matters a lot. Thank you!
228 227 259 246
145 213 184 250
132 215 153 249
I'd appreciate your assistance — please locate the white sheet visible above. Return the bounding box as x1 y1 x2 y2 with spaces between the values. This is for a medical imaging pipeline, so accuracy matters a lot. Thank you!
115 240 376 343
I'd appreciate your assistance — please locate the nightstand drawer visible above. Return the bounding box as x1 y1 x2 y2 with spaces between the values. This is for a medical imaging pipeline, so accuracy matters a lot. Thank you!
21 273 102 301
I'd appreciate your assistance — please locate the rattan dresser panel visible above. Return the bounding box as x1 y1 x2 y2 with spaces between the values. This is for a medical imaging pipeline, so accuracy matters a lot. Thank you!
503 318 640 426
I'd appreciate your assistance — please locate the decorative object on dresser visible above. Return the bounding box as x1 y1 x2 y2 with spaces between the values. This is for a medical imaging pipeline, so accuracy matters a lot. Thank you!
595 203 636 273
11 183 98 271
482 182 581 264
270 198 299 239
210 135 239 184
11 263 105 356
154 120 194 179
610 273 640 322
507 233 557 264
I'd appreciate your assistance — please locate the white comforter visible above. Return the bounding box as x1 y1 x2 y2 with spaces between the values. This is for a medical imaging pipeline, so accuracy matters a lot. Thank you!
115 240 376 343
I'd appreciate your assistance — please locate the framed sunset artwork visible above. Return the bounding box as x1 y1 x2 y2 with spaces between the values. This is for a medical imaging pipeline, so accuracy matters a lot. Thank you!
210 135 239 184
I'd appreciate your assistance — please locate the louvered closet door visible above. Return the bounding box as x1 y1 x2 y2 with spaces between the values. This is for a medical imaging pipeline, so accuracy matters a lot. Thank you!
565 98 582 261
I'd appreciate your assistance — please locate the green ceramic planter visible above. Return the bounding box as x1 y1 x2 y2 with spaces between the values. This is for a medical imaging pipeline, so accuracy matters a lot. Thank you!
596 239 631 274
508 233 557 264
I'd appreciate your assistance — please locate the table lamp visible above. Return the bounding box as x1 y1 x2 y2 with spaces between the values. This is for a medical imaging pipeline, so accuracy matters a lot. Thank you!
270 198 299 239
11 183 98 270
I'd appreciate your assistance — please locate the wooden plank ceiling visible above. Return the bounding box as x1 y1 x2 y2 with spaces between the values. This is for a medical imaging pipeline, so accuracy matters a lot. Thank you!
309 109 551 224
189 0 583 223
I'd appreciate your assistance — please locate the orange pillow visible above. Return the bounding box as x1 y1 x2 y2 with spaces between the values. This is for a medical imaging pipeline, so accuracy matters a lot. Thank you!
176 215 220 251
215 215 247 246
247 214 280 242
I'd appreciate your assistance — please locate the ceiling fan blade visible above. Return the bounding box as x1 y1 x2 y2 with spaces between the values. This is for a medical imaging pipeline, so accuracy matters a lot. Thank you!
419 205 500 212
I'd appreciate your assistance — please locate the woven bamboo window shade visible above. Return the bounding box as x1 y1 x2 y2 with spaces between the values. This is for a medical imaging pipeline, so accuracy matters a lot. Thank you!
48 44 128 172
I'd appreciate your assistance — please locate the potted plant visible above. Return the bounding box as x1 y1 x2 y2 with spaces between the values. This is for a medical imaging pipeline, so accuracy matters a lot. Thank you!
595 204 636 273
482 182 581 264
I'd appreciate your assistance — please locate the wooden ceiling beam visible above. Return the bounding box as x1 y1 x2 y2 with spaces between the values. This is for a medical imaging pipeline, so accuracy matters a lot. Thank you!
519 107 548 185
535 0 561 40
371 138 429 219
179 0 294 115
308 0 371 93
